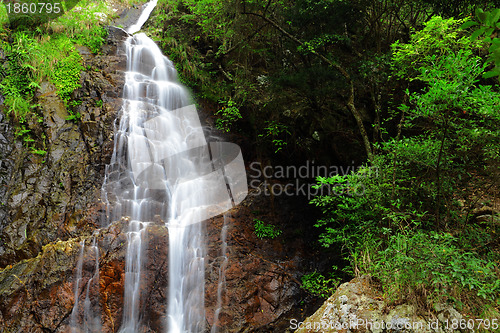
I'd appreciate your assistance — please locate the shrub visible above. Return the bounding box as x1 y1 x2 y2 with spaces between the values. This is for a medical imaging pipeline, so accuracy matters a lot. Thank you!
215 99 242 132
301 270 340 299
254 219 282 239
371 230 500 306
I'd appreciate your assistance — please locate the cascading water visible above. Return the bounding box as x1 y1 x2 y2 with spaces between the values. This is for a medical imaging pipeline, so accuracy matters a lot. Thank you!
211 214 229 333
95 0 247 331
70 237 101 333
70 240 85 333
104 3 208 331
83 238 101 332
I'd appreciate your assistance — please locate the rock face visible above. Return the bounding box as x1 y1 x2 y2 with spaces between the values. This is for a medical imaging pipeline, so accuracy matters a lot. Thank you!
0 196 310 332
0 25 313 332
294 275 466 333
0 26 127 268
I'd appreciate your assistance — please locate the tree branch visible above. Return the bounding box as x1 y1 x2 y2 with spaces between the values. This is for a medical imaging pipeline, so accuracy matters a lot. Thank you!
241 8 374 162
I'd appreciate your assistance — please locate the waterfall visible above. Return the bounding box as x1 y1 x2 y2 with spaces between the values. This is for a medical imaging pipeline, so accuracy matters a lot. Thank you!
91 0 247 331
70 238 101 333
83 238 101 332
70 240 85 333
211 214 229 333
126 0 158 35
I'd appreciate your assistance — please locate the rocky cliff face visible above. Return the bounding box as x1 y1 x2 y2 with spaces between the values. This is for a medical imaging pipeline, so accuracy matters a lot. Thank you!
0 27 126 268
0 26 313 332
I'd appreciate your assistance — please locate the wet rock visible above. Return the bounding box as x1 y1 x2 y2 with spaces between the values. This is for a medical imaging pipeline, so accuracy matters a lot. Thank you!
295 275 467 333
107 26 131 43
0 109 13 242
204 203 306 333
0 26 126 267
0 191 314 332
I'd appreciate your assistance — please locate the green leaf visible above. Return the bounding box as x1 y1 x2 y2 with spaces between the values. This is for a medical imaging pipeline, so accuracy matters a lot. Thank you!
460 21 478 29
490 9 500 24
471 27 486 41
482 70 500 78
476 8 487 24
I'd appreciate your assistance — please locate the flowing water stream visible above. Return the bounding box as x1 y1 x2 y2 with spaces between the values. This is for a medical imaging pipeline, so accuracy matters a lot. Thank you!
73 1 247 331
70 237 100 333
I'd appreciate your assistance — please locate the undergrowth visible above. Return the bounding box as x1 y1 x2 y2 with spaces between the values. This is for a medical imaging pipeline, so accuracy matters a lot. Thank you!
254 219 282 239
0 0 113 154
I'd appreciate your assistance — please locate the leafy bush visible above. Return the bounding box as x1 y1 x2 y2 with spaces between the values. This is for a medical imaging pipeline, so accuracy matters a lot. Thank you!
258 120 291 154
372 230 500 305
301 270 340 299
310 171 379 251
215 99 242 132
462 8 500 80
49 37 84 102
254 219 282 239
311 161 500 313
0 31 39 120
391 16 480 79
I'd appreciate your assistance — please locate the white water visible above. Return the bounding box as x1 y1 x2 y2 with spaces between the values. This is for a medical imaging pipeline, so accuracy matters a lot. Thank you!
83 238 101 332
70 240 85 333
110 3 210 330
210 214 229 333
96 1 248 331
127 0 158 34
70 238 101 333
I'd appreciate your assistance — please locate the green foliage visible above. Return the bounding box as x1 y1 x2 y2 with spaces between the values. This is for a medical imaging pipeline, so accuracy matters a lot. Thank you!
310 171 379 251
301 269 340 299
312 14 500 315
176 0 238 55
373 230 500 304
50 0 111 54
215 99 242 132
254 219 282 239
462 8 500 80
30 148 47 156
258 120 291 153
49 37 84 102
391 15 500 224
1 33 84 104
287 0 355 53
391 16 480 79
0 1 112 156
66 111 81 122
0 31 38 120
0 5 8 33
311 159 500 311
75 24 108 54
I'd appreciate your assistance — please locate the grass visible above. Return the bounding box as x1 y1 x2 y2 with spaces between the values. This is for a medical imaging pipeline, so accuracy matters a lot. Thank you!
0 0 118 154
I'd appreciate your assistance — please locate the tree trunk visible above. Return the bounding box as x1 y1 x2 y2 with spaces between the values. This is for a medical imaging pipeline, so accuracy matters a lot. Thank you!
241 8 374 162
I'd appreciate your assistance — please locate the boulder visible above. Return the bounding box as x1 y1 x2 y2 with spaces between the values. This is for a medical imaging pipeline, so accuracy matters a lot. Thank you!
294 275 467 333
